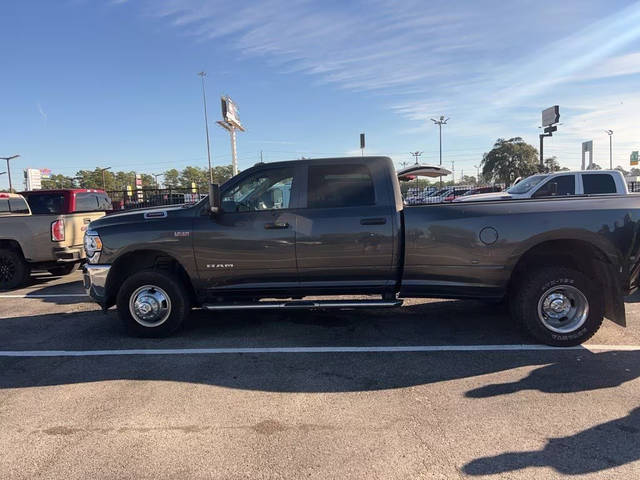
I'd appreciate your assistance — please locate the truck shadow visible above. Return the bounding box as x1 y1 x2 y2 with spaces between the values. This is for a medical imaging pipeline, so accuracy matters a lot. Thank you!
463 406 640 476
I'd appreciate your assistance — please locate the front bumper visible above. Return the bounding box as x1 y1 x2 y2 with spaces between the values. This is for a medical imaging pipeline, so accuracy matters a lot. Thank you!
83 264 111 305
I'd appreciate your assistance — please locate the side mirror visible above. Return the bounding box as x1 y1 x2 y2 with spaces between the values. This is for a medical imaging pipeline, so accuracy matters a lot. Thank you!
209 183 221 214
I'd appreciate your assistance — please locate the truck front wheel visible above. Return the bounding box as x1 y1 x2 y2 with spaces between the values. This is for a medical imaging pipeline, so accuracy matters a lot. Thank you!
511 267 604 346
116 270 191 337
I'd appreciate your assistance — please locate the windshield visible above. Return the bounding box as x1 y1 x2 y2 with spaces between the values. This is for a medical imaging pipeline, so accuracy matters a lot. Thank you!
507 175 549 194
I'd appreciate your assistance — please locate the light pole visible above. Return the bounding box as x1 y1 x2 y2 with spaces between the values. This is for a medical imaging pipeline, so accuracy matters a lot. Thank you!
474 164 480 184
410 151 423 165
431 116 449 187
0 155 20 192
198 71 213 183
605 130 613 169
99 167 111 190
152 173 163 189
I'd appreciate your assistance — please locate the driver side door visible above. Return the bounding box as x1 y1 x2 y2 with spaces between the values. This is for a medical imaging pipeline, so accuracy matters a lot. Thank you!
192 165 301 297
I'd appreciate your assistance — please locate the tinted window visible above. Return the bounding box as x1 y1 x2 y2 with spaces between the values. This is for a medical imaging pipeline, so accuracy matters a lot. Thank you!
9 197 30 214
582 174 616 194
0 199 9 213
534 175 575 197
96 193 113 211
74 193 99 212
222 167 294 212
25 193 65 214
307 164 374 209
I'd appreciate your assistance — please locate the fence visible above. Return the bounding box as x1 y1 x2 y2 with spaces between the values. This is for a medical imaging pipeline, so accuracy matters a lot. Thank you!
106 188 206 211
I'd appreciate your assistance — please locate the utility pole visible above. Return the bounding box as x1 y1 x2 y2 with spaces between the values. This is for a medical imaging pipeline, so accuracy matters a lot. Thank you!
198 71 213 183
99 167 111 190
450 160 455 185
0 155 20 192
260 150 263 163
605 130 613 169
410 151 423 165
474 164 480 184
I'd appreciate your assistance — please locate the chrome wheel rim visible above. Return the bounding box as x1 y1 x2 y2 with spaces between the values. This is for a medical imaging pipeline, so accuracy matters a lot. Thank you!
129 285 172 327
537 285 589 334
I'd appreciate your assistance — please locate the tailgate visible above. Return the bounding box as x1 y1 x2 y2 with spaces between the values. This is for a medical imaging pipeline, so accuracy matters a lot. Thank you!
62 212 105 247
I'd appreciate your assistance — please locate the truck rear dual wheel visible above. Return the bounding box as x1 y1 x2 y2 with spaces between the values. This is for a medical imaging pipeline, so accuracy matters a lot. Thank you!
0 248 31 290
511 267 604 346
116 270 191 337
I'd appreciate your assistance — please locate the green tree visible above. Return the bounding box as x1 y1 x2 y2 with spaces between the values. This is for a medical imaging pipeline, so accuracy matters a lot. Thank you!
211 165 234 184
163 169 180 188
615 165 629 176
588 163 602 171
481 137 539 185
41 174 75 189
179 166 209 191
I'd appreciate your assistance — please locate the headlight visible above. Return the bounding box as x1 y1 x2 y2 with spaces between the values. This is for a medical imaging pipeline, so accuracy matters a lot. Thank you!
84 230 103 264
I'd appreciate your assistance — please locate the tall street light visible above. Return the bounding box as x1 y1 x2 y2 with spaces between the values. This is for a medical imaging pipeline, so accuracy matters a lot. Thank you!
0 155 20 192
431 116 449 187
152 173 163 189
198 71 213 183
99 167 111 190
605 130 613 169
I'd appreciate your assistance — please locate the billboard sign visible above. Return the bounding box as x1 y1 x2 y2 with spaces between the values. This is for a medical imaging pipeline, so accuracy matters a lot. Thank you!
221 96 244 130
24 168 42 190
542 105 560 127
632 151 639 166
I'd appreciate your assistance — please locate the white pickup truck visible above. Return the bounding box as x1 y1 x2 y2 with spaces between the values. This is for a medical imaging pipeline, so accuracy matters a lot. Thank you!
456 170 628 202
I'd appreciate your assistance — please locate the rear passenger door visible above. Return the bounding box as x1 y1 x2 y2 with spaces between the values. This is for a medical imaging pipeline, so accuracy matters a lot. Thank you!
295 162 396 291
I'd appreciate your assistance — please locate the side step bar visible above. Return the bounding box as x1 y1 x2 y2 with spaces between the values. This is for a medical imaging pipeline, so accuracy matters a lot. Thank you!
202 299 403 311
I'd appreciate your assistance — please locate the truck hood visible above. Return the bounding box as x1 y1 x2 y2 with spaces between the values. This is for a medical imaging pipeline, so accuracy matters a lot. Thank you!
456 192 512 202
88 205 189 229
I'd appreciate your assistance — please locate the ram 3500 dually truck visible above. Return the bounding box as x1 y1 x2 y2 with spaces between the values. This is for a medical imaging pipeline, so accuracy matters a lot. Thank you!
83 157 640 346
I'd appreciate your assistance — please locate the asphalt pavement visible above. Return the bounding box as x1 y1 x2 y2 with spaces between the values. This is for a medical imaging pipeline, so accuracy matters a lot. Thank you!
1 271 639 479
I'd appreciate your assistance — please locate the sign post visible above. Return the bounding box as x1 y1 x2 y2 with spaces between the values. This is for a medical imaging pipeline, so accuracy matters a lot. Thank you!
539 106 560 168
217 96 245 176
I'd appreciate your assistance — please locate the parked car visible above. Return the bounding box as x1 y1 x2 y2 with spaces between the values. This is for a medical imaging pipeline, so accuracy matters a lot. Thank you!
83 156 639 346
458 185 503 198
0 189 112 289
456 170 627 202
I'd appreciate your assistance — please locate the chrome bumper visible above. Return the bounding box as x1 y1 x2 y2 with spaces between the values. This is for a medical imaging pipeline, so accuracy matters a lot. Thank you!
83 264 111 304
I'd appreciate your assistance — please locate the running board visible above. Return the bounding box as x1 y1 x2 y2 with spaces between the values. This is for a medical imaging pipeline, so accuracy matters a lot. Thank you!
202 299 403 311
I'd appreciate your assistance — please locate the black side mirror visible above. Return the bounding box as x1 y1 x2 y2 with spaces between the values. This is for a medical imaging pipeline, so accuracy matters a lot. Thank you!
209 183 221 214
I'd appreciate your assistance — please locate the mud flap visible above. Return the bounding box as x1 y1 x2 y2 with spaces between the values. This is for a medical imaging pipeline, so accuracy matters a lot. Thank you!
602 261 626 327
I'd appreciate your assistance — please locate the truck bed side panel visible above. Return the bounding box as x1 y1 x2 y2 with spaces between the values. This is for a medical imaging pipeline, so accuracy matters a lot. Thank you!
400 196 640 299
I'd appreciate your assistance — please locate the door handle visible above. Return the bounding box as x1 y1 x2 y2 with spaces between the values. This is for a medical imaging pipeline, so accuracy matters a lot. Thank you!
264 222 289 230
360 217 387 225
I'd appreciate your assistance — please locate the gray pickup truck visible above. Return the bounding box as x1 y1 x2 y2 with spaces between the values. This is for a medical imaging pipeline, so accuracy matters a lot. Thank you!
83 157 640 346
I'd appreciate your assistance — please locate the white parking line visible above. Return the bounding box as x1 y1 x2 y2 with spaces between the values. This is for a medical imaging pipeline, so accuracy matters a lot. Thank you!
0 294 88 298
0 344 638 357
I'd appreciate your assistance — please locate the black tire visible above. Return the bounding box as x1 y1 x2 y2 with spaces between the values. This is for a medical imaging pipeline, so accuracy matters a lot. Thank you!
511 267 603 346
116 270 191 337
48 263 77 276
0 248 31 290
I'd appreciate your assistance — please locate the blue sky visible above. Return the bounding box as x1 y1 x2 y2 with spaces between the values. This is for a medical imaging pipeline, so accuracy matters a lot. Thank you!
1 0 640 189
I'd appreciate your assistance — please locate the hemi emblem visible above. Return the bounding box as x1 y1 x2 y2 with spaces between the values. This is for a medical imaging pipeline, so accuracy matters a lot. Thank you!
174 231 190 237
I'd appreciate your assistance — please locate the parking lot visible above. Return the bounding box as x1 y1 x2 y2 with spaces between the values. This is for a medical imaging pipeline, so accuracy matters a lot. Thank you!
0 270 638 479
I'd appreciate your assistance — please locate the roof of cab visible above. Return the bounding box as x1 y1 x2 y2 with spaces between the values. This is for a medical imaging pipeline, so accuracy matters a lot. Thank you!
20 188 107 195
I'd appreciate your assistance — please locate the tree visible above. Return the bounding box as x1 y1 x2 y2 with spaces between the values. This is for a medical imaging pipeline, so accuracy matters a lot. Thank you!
481 137 539 185
41 174 75 189
211 165 234 184
179 166 209 191
163 169 180 188
460 175 476 185
588 163 602 171
615 165 629 176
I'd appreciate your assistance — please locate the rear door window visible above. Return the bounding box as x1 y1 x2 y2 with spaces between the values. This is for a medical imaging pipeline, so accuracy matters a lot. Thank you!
9 197 30 214
582 174 616 194
74 193 100 212
307 164 375 208
24 193 65 214
533 175 575 197
0 199 9 213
